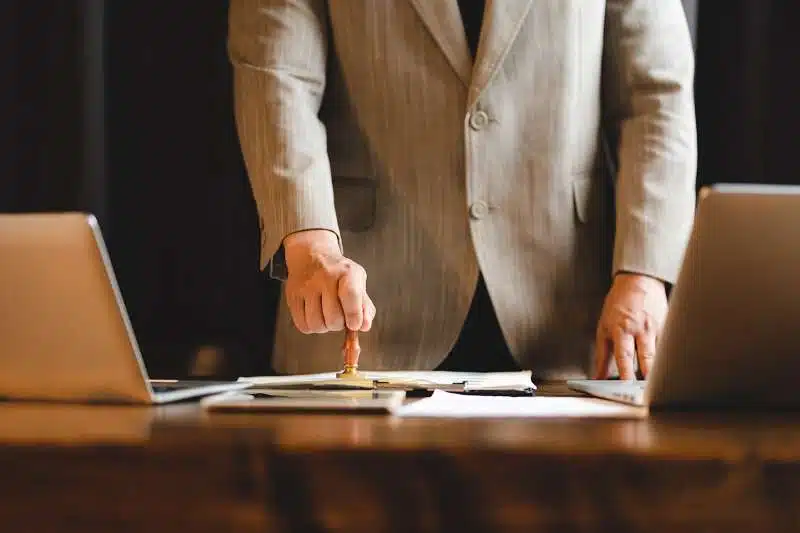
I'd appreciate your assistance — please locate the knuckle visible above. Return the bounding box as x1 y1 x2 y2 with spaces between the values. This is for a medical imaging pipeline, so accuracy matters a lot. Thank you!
337 277 355 293
339 259 365 278
315 273 335 289
621 316 638 332
643 312 657 330
337 261 356 279
296 278 318 295
338 283 361 301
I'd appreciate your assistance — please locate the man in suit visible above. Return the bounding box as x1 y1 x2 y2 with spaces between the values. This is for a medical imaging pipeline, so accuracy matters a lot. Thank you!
228 0 697 380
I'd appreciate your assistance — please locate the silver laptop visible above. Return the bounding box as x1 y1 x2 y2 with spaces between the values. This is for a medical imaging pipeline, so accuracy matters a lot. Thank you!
0 212 250 404
569 183 800 409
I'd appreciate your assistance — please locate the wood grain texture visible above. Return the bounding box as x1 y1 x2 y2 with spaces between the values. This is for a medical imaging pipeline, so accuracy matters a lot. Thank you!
0 396 798 532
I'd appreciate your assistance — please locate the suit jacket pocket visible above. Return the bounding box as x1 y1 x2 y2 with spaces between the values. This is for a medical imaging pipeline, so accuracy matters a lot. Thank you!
333 177 377 232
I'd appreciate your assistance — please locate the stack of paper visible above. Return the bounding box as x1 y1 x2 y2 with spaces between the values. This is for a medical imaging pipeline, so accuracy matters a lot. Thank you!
395 390 646 418
238 370 536 394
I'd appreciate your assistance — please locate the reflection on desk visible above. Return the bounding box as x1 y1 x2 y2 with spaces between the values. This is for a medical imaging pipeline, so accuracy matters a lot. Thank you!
0 392 797 532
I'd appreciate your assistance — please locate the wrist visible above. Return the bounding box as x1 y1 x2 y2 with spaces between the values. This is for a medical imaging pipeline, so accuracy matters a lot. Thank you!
283 229 340 271
283 229 338 250
614 271 665 291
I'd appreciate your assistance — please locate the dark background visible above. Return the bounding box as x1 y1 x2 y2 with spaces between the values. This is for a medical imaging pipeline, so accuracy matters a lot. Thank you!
0 1 796 378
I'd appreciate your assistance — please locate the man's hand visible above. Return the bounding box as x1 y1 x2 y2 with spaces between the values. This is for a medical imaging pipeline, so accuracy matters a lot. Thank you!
282 230 376 334
594 273 668 380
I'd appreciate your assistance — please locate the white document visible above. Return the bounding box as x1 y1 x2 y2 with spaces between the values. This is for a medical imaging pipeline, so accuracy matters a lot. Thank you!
395 390 646 418
238 371 536 392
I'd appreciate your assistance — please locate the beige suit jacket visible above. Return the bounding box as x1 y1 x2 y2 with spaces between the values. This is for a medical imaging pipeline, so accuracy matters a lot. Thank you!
228 0 697 378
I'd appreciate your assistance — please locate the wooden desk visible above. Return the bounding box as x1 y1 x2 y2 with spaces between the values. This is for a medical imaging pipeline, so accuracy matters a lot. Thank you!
0 390 798 532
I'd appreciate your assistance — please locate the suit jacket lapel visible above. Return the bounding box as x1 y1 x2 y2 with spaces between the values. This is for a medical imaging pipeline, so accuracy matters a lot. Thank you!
408 0 472 86
469 0 534 106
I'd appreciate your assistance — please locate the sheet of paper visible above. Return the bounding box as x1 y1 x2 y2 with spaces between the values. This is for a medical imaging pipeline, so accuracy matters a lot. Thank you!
238 370 536 391
395 390 646 418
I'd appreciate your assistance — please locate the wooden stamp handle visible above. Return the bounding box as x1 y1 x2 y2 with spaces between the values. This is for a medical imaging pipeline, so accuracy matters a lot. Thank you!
342 329 361 369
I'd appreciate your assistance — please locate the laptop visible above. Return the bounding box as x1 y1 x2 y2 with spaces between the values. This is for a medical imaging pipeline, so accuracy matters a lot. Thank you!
569 183 800 410
0 212 250 404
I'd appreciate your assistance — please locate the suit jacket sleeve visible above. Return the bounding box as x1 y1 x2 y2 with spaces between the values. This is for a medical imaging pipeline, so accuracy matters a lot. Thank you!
228 0 341 276
603 0 698 285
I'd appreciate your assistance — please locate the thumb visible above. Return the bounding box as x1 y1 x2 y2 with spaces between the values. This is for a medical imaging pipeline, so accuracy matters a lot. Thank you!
337 265 367 330
361 294 376 331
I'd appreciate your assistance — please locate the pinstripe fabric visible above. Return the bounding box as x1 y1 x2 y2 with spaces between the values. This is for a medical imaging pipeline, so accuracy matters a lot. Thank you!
228 0 697 378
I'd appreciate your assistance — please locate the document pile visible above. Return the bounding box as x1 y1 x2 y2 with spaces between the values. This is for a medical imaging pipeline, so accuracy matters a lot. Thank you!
238 370 536 396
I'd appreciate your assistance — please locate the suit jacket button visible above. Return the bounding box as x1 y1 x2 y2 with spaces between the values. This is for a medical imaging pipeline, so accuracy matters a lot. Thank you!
468 110 489 131
469 201 489 220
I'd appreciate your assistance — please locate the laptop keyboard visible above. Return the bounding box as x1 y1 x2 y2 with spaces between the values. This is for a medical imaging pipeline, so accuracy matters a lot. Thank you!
150 380 238 394
152 385 182 393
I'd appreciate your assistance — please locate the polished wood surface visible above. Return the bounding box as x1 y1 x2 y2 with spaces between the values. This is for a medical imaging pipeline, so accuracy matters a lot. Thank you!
0 386 799 532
